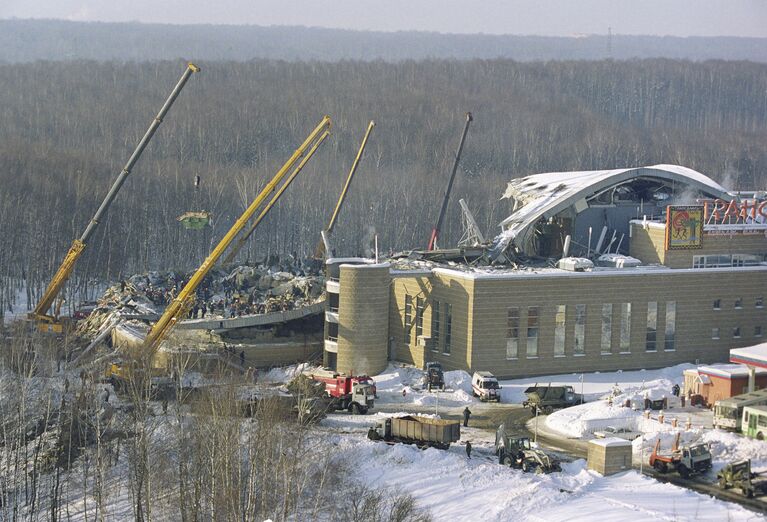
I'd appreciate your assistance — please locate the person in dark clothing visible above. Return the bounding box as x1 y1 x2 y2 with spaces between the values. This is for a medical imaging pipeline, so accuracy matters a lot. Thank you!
465 441 472 459
463 407 472 427
240 351 245 366
672 384 680 397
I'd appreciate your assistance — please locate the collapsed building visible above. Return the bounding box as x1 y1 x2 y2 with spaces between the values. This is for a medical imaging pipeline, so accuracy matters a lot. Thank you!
323 164 767 378
80 259 326 369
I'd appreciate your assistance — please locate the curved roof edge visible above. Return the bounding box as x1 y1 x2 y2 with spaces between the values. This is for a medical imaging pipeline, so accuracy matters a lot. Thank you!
491 164 731 259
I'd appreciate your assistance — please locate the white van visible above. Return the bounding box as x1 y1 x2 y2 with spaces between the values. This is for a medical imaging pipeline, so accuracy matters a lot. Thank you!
472 371 501 402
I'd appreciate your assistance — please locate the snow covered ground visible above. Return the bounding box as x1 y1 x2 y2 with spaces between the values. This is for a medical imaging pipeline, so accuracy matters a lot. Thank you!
318 412 760 521
302 362 766 520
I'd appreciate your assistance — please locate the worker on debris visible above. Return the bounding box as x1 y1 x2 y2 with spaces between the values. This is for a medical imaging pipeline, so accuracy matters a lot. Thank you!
463 406 472 427
465 440 472 459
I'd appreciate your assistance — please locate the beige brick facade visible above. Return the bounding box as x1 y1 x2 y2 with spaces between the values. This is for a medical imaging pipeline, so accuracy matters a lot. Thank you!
326 221 767 379
630 222 767 269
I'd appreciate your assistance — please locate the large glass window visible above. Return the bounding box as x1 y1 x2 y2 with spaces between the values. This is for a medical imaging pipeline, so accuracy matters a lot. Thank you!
646 302 657 352
431 300 440 345
444 303 452 354
527 307 539 357
574 304 586 355
693 254 763 268
620 303 631 353
404 295 412 345
506 307 519 359
601 303 613 355
554 305 566 357
664 301 676 351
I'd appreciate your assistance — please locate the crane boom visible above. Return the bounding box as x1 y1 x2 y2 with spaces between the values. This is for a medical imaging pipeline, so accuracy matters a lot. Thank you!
141 116 332 356
32 63 200 330
222 128 331 265
427 112 472 251
316 120 375 257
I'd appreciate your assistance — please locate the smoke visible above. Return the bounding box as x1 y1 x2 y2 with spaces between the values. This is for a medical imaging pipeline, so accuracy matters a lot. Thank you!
362 225 377 258
720 167 740 192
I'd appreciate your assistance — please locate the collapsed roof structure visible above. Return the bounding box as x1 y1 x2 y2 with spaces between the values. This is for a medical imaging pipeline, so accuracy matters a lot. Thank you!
489 164 731 261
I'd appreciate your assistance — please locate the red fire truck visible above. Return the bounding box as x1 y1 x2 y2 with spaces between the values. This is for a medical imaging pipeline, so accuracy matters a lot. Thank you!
308 370 376 414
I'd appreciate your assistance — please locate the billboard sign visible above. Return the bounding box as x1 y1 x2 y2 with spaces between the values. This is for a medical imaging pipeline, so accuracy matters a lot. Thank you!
665 205 703 250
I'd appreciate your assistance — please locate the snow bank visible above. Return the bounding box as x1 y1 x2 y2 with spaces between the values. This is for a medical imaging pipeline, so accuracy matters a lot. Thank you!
372 364 476 407
499 363 692 404
546 401 641 438
260 362 317 383
331 432 756 521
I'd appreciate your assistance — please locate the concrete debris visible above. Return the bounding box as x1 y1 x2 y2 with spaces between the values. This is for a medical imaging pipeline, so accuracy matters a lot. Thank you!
77 257 325 339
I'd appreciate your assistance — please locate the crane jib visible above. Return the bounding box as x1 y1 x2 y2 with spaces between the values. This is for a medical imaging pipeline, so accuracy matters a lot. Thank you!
31 63 200 323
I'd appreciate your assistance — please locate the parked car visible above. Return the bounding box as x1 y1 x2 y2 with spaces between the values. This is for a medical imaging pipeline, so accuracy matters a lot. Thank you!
472 371 501 402
593 426 641 440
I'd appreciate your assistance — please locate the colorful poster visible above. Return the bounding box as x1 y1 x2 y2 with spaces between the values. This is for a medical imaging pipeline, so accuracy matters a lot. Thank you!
666 205 703 250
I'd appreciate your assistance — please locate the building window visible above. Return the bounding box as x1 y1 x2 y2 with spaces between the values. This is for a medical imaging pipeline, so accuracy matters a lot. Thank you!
712 327 720 340
415 297 424 340
404 295 412 345
646 302 657 352
620 303 631 353
755 326 763 338
757 296 764 309
431 300 440 345
574 304 586 355
444 303 452 354
527 307 539 357
713 299 721 310
735 298 743 310
664 301 676 351
506 307 519 359
733 326 741 339
554 305 566 357
601 303 613 355
693 254 762 268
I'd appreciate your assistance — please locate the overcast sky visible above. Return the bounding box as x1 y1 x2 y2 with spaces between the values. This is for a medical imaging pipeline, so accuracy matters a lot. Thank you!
2 0 766 38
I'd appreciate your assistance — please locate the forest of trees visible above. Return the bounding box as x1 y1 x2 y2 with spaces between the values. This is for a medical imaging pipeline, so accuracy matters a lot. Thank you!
1 19 766 64
1 58 766 316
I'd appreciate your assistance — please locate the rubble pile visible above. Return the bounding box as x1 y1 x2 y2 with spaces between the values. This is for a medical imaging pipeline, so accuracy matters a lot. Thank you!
77 257 326 338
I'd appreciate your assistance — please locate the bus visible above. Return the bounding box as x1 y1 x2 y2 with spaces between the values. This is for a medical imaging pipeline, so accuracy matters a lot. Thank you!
742 405 767 440
713 388 767 431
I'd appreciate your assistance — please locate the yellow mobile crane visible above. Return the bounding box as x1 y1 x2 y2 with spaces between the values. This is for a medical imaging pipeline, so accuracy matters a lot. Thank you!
109 116 332 381
222 122 332 265
316 120 375 257
31 63 200 333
